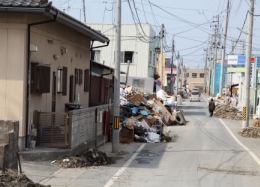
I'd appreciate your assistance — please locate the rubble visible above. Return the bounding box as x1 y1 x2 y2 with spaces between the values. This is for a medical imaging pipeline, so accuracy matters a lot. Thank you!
0 169 50 187
238 127 260 139
53 148 115 168
118 86 179 143
213 104 242 120
253 119 260 127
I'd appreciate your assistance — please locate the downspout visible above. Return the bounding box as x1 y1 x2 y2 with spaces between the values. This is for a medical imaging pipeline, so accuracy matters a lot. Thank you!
25 13 58 149
90 40 110 106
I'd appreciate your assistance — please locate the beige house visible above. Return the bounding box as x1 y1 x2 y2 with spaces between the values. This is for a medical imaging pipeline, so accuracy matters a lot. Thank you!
182 69 205 91
0 1 109 150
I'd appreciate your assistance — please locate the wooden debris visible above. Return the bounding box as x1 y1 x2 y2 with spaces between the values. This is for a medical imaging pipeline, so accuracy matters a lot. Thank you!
238 127 260 139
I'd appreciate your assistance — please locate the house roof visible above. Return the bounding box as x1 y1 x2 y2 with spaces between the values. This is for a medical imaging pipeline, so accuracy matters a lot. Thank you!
91 61 126 74
0 0 109 43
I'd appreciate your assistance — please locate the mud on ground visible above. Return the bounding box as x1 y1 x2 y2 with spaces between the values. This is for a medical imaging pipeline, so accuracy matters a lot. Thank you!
0 169 50 187
53 148 115 168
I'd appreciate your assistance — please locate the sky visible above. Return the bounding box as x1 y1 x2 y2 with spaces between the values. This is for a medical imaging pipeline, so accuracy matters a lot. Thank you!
51 0 260 69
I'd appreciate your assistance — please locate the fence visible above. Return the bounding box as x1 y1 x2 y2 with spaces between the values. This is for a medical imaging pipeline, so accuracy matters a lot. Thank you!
67 104 112 149
35 111 68 148
35 104 113 149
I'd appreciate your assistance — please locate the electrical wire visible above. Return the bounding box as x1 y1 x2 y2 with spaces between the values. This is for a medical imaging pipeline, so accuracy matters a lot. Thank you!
228 11 248 54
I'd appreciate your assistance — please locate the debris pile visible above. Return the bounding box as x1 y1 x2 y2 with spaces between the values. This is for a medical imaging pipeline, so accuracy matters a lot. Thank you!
238 127 260 138
53 148 115 168
0 169 50 187
253 119 260 127
118 86 179 143
213 104 242 120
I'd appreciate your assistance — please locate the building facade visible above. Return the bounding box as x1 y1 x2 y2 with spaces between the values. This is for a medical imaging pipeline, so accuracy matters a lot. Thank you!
87 23 157 93
182 69 205 92
0 2 109 150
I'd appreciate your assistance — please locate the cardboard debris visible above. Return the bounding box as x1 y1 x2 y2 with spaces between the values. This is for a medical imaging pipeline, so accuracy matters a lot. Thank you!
148 94 157 100
129 93 146 103
154 100 176 124
125 86 133 93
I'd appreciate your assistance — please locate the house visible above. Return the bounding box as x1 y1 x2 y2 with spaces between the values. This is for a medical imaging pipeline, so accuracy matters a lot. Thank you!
87 23 157 93
0 0 109 150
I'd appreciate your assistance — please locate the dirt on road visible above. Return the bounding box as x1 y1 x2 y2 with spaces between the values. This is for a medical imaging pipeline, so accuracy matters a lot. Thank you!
53 148 115 168
0 169 50 187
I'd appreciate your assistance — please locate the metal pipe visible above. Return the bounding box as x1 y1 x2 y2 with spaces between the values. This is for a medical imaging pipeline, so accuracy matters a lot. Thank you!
25 14 57 149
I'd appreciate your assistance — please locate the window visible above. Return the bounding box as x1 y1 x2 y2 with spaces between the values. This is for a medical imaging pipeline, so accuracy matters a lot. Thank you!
153 53 156 66
149 51 152 64
186 73 189 78
119 51 134 63
31 63 50 94
192 73 197 78
75 68 83 85
91 50 100 62
200 73 204 78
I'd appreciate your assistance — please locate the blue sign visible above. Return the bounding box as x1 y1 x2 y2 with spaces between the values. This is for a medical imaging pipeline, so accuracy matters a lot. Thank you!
237 55 246 65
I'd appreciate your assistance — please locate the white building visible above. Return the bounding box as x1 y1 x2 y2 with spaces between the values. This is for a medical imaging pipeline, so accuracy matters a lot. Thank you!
87 23 157 92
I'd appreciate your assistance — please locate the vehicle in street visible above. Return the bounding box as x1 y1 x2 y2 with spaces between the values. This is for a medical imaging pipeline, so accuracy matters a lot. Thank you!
192 88 199 92
190 91 200 102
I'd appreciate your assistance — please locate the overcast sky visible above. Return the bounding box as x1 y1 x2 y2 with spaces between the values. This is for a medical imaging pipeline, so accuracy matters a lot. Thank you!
51 0 260 69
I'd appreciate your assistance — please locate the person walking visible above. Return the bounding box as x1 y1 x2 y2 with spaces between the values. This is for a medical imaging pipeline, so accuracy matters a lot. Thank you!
209 98 215 117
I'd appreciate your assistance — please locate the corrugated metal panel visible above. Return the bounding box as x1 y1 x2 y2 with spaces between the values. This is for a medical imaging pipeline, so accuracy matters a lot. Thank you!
87 24 156 78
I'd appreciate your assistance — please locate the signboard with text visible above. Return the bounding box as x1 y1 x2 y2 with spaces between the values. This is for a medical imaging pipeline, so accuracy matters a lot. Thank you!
228 55 255 65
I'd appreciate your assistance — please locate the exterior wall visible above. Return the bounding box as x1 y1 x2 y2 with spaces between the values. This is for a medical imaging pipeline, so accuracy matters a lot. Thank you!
0 13 91 149
0 14 28 140
120 76 154 93
183 69 204 91
87 23 156 78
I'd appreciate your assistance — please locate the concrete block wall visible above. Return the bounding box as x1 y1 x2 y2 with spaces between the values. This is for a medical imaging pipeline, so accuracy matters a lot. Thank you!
0 120 19 170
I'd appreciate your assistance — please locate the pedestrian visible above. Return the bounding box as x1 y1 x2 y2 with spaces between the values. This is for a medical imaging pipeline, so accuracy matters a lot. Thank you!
208 98 215 117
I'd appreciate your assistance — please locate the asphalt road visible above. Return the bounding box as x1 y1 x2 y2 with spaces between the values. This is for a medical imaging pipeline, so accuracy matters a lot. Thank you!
23 96 260 187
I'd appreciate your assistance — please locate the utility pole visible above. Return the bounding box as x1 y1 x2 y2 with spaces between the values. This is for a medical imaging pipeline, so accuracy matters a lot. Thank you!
112 0 121 153
176 52 180 92
242 0 255 128
219 0 230 97
212 15 219 96
170 36 175 94
204 48 208 94
160 24 164 88
82 0 86 22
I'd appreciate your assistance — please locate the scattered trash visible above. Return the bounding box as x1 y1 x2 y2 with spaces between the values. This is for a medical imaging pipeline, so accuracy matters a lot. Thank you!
0 169 50 187
238 127 260 138
53 148 115 168
213 104 242 120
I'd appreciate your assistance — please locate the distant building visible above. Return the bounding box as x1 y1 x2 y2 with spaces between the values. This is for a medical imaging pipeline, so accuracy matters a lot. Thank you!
182 69 205 91
87 23 157 93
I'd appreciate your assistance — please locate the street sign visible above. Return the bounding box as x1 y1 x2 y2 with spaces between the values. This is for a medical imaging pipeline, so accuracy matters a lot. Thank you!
171 76 175 82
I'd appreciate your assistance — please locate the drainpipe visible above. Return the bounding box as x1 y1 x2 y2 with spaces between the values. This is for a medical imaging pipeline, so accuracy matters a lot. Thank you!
90 41 110 106
25 14 58 149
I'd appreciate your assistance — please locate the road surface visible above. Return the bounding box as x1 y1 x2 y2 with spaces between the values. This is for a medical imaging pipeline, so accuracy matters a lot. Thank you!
23 96 260 187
